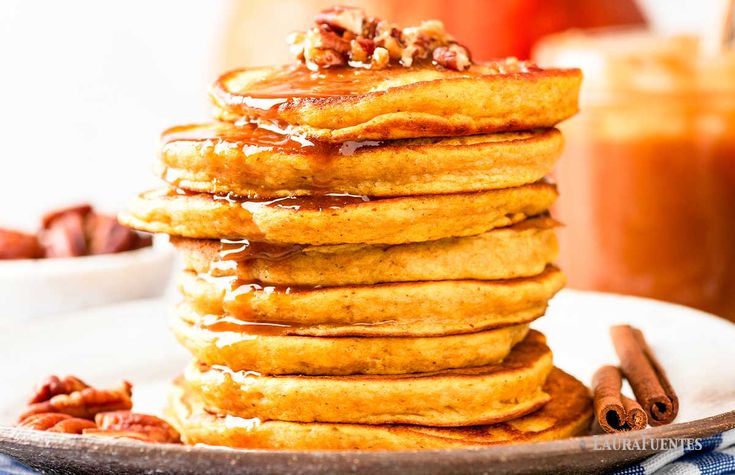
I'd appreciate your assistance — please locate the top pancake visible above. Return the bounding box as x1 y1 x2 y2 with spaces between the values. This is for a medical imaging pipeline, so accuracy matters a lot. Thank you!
211 62 582 142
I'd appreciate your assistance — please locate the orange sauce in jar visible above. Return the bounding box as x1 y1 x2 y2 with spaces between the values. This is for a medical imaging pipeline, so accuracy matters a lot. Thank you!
535 31 735 320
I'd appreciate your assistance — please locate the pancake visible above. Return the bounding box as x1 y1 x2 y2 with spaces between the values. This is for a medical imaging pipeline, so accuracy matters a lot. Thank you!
211 62 582 142
182 330 553 426
118 182 557 244
173 217 559 287
159 124 563 198
173 307 529 375
167 368 592 450
178 266 565 337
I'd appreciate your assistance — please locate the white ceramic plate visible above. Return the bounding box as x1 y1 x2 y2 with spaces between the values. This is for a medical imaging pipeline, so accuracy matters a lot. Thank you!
0 244 175 321
0 290 734 474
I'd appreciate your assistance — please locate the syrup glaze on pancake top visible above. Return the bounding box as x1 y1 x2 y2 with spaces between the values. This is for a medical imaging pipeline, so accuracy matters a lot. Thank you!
212 63 582 142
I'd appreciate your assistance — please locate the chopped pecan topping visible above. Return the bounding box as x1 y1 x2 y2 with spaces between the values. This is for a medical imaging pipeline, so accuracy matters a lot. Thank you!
17 413 96 434
29 375 90 404
95 411 180 444
19 381 133 422
315 6 365 35
288 6 474 71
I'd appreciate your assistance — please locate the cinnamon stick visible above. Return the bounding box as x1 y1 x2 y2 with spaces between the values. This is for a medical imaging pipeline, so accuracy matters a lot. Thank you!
610 325 679 425
592 365 648 432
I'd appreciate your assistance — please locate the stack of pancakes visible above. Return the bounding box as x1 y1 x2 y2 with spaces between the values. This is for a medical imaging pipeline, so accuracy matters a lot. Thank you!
120 59 593 449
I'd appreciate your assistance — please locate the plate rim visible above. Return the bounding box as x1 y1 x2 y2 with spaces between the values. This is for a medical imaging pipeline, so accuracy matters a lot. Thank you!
1 410 733 473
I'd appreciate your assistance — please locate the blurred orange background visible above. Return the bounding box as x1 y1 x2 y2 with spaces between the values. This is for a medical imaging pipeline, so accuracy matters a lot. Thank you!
219 0 644 70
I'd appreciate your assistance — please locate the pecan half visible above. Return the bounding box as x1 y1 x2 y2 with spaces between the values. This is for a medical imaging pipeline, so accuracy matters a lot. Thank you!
17 413 71 430
0 229 44 260
47 418 98 434
315 6 365 35
86 214 136 255
17 412 96 434
41 206 91 258
96 411 180 444
41 205 93 230
432 44 471 71
29 375 90 404
19 381 133 422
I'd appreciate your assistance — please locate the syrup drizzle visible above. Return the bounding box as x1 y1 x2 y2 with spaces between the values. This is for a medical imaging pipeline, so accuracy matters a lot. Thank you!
208 191 373 212
216 61 543 104
162 122 384 158
219 239 305 262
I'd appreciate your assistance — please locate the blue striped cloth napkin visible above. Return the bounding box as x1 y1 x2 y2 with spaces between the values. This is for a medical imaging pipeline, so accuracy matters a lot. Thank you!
611 428 735 474
1 429 734 474
0 455 35 475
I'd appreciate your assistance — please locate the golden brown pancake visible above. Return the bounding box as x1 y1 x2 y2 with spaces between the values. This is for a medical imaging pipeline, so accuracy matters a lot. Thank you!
173 307 529 375
167 368 591 450
159 124 563 198
178 266 565 337
118 182 557 244
211 62 582 142
183 330 553 426
173 217 559 287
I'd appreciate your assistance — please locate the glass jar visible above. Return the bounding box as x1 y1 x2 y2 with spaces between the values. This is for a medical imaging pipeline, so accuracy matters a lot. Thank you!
535 30 735 320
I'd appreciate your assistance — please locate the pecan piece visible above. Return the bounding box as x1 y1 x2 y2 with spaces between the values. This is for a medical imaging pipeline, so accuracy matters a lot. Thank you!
304 47 346 71
315 6 365 35
86 214 136 255
0 228 44 259
47 418 98 434
96 411 180 444
40 205 92 258
41 205 93 229
371 47 390 69
17 413 71 430
316 26 351 55
432 44 471 71
16 412 96 434
352 37 375 61
29 375 90 404
19 381 133 421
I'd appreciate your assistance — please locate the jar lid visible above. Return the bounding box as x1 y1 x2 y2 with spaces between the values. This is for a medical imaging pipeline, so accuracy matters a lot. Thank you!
533 28 735 96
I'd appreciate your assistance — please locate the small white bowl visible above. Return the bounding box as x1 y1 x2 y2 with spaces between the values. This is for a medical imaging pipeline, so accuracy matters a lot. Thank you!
0 242 175 321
